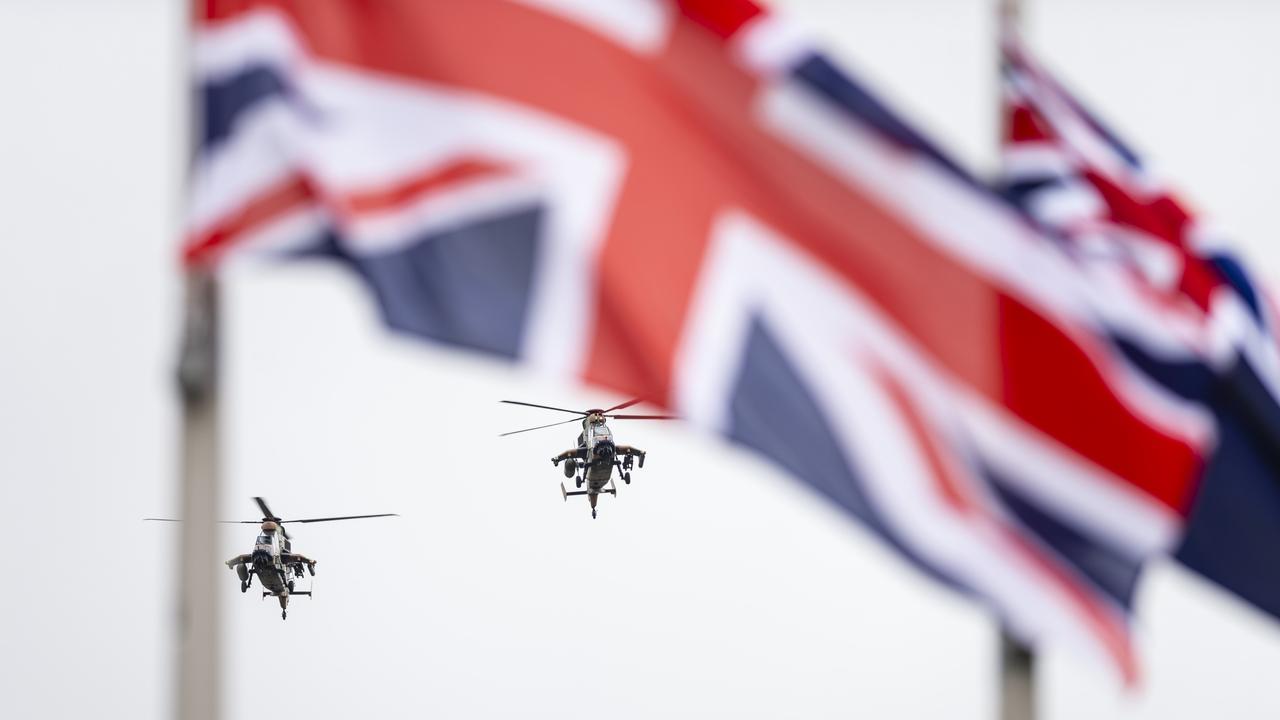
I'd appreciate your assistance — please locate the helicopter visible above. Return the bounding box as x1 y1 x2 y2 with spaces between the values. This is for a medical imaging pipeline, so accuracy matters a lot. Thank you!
500 398 675 518
146 497 397 619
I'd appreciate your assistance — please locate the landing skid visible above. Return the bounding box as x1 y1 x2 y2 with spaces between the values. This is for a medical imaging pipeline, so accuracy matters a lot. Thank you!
559 483 616 499
561 483 590 499
561 481 617 520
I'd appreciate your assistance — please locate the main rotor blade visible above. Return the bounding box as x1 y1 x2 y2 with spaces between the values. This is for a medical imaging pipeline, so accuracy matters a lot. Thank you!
499 416 584 437
254 496 277 520
252 497 290 538
500 400 587 416
606 413 679 420
280 513 399 524
602 398 643 413
143 518 265 524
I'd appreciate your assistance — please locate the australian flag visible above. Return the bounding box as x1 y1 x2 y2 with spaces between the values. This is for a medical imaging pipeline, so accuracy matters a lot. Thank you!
190 0 1234 682
999 28 1280 625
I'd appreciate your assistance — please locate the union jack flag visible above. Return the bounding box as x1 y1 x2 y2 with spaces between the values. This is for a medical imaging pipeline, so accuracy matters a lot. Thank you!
999 30 1280 375
190 0 1220 680
999 30 1280 625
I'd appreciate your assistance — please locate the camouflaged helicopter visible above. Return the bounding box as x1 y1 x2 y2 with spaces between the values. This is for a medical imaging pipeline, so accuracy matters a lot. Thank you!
500 399 675 518
146 497 396 619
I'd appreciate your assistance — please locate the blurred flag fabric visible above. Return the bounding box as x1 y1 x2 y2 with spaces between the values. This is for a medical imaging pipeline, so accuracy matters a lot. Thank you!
189 0 1225 681
998 30 1280 623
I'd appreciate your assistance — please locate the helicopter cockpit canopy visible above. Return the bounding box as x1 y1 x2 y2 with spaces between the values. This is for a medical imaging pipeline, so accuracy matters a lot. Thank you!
587 422 612 444
255 534 274 549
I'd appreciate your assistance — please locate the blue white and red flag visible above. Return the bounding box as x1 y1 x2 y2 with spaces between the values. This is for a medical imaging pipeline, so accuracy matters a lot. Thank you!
189 0 1225 681
999 29 1280 624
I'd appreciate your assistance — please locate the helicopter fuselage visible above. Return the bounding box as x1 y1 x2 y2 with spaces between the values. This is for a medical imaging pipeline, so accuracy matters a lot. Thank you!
580 417 617 494
554 413 646 517
227 522 317 617
247 526 292 594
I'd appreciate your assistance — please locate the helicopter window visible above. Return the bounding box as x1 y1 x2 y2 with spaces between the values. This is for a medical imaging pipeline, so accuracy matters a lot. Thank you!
591 425 612 441
256 535 273 546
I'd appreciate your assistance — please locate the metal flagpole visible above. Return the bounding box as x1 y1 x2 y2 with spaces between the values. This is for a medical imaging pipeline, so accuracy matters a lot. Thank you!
176 268 222 720
996 1 1035 719
173 2 223 715
999 632 1035 720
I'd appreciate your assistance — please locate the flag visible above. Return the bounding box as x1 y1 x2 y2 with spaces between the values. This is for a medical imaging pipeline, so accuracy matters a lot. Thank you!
189 0 1219 681
999 29 1280 621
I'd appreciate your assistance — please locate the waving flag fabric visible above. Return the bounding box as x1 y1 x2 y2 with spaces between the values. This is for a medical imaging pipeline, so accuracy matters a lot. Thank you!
998 31 1280 381
998 30 1280 621
190 0 1221 680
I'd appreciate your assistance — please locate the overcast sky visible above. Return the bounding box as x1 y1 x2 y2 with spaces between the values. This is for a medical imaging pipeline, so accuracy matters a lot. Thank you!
2 1 1279 718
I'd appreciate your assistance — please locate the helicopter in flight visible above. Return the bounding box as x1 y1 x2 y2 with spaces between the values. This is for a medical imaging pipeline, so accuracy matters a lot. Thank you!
146 497 397 619
500 398 675 518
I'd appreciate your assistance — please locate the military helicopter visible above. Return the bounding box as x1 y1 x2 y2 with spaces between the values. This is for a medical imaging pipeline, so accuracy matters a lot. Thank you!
146 497 397 619
500 398 675 518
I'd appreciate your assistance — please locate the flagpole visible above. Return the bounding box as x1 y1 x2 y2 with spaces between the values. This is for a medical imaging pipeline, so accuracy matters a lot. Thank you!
175 267 222 720
999 631 1035 720
995 0 1035 719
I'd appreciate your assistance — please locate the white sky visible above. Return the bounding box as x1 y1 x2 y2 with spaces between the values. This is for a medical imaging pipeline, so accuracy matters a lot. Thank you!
1 1 1279 718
